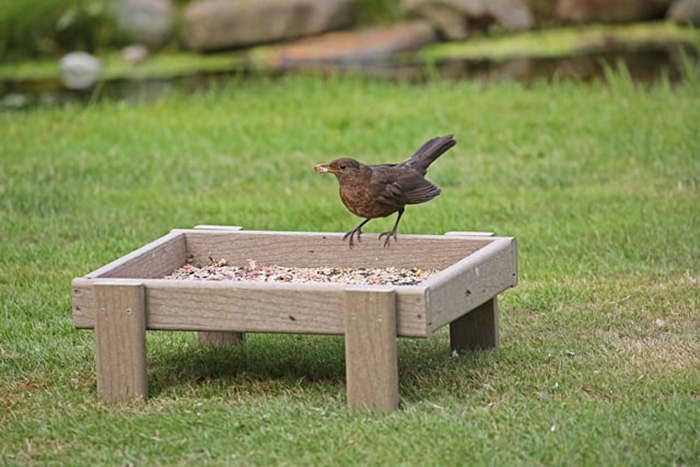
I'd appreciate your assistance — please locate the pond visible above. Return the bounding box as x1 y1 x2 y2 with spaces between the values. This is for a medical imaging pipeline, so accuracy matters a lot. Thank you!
0 46 696 110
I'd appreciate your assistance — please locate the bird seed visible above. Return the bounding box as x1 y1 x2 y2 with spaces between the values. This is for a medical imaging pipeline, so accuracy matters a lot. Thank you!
164 258 438 286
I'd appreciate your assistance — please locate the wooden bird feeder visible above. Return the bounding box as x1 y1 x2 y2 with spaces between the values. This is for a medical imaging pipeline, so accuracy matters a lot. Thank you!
72 226 518 411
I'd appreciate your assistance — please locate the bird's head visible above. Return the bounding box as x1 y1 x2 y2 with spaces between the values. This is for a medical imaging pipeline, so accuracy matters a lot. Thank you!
314 158 363 181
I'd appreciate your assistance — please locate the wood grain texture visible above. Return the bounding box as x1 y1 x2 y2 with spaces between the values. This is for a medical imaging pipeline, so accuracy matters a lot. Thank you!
444 231 495 237
86 230 187 279
193 225 243 231
179 229 492 270
425 237 517 333
94 281 148 401
72 277 97 328
71 231 187 329
74 280 429 336
197 331 246 346
344 288 399 411
450 297 499 351
72 231 185 327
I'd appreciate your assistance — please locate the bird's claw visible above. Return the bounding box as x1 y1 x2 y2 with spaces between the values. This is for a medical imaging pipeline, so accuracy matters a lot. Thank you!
378 230 398 248
343 228 362 249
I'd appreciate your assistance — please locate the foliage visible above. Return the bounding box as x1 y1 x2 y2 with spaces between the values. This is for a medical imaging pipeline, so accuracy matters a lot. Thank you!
0 49 246 82
356 0 402 25
422 21 700 61
0 74 699 464
0 0 127 62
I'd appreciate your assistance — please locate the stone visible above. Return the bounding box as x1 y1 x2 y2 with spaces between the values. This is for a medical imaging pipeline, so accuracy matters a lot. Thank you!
267 21 437 68
555 0 672 23
402 0 534 41
182 0 356 52
122 44 150 65
59 52 102 90
668 0 700 25
116 0 174 46
0 94 31 110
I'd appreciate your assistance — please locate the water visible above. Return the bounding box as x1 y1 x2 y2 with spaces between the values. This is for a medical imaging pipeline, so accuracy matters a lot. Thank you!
0 48 695 110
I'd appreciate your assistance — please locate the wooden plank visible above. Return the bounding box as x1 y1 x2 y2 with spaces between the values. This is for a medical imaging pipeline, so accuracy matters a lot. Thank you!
445 231 495 237
193 225 243 231
450 297 499 352
85 230 187 279
344 287 399 411
197 331 246 346
74 279 430 337
143 281 428 336
146 281 345 335
72 231 186 328
72 277 97 328
94 281 148 401
425 237 517 334
179 229 492 270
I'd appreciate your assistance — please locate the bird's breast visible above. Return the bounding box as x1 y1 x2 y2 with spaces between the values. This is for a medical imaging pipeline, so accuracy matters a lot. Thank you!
339 183 395 219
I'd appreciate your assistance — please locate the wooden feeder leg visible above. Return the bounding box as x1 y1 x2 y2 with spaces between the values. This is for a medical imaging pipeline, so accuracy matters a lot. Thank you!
344 288 399 412
197 331 246 347
450 297 500 352
94 282 148 402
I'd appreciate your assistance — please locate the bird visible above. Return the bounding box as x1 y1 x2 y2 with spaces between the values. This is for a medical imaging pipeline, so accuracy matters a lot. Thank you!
315 134 456 248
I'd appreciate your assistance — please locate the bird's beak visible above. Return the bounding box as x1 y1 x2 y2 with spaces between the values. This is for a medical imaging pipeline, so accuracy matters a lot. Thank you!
315 163 334 174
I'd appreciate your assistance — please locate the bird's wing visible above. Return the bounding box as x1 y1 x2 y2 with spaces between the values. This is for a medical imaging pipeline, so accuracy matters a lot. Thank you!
372 168 442 207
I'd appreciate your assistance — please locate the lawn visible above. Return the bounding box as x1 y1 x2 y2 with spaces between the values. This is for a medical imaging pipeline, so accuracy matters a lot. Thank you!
1 72 699 464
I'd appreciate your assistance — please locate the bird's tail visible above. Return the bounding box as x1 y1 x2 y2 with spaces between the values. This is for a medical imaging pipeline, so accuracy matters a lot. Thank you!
405 134 456 174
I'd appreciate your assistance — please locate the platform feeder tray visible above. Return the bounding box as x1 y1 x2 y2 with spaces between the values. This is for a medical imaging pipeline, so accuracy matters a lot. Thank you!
72 226 518 411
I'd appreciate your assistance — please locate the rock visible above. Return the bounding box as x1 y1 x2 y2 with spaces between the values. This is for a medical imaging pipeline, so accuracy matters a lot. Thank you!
116 0 173 46
59 52 102 90
268 21 437 68
555 0 672 23
402 0 534 41
183 0 356 52
0 94 31 110
668 0 700 25
122 44 150 65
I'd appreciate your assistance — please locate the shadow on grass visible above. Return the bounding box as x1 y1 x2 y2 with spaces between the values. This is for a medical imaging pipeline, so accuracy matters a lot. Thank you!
144 331 503 401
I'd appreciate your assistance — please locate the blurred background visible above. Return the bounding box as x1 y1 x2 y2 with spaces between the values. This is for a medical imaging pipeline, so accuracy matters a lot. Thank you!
1 0 699 109
2 3 699 463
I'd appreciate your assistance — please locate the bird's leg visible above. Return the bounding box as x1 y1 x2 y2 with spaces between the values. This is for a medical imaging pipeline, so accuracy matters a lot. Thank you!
378 208 404 248
343 218 371 249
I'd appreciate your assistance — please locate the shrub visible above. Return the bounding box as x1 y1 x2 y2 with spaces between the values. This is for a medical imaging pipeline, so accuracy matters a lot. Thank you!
0 0 128 62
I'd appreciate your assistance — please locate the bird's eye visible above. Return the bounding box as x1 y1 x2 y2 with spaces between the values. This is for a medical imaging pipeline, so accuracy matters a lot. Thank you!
339 164 347 169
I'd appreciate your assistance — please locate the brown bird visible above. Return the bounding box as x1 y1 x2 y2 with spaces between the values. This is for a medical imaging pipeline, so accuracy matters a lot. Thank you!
315 134 456 248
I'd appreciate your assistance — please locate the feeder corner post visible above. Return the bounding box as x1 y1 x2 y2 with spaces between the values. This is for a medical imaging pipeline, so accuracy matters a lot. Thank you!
94 280 148 402
449 297 500 352
197 331 246 347
344 287 399 412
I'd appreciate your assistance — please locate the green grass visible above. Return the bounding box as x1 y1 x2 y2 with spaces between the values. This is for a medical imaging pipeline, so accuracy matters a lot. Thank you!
0 50 247 82
356 0 402 25
1 74 699 464
422 21 700 61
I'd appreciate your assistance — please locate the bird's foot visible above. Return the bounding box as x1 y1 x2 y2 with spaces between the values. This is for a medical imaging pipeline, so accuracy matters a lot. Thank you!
378 230 398 248
343 228 362 249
